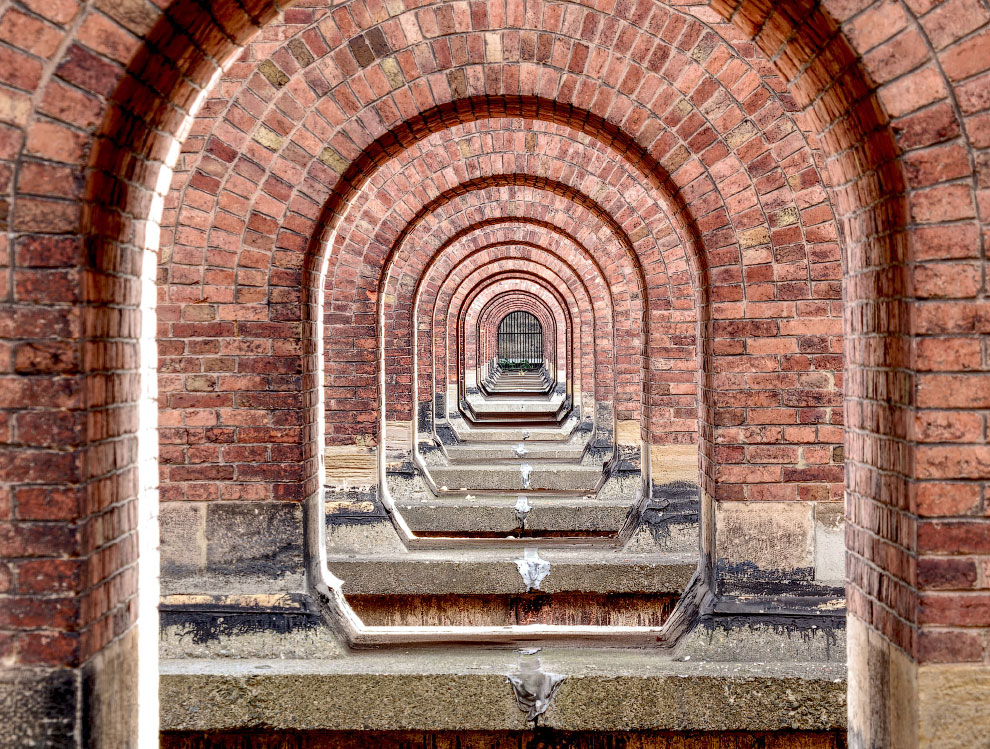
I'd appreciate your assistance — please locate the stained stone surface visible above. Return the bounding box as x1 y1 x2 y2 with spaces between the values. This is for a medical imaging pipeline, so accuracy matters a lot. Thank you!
160 647 846 732
0 668 77 748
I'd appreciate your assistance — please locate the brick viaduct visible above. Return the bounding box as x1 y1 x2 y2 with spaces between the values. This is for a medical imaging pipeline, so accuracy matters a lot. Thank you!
0 0 987 745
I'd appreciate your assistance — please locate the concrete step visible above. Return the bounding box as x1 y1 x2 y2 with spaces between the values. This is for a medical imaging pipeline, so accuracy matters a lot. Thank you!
466 393 565 416
430 462 603 492
489 372 547 383
487 378 548 389
443 441 586 462
488 369 548 381
460 404 568 425
327 548 697 597
483 388 551 397
161 639 846 731
396 493 628 535
484 385 552 396
462 389 568 425
450 415 580 442
484 376 551 394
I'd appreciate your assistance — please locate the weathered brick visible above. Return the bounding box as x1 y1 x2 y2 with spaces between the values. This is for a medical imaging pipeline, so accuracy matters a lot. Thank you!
0 1 985 723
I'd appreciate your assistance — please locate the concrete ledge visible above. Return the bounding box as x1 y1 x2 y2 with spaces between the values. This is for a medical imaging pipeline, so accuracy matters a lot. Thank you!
429 463 603 492
396 494 628 534
465 391 566 414
160 649 846 732
327 551 697 595
162 729 848 748
449 415 580 442
444 442 587 461
0 668 78 747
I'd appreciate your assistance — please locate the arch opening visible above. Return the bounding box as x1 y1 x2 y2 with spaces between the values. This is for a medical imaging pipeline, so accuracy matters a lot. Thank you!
12 0 985 741
9 1 976 744
496 311 545 374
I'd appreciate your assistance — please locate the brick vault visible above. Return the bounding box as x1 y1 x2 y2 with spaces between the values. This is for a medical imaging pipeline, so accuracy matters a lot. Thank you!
0 0 988 747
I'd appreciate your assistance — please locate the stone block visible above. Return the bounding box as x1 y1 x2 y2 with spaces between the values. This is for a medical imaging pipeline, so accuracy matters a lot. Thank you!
715 501 814 577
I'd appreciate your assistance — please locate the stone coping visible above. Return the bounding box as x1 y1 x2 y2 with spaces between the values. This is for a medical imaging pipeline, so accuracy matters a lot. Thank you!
160 646 846 733
326 551 698 595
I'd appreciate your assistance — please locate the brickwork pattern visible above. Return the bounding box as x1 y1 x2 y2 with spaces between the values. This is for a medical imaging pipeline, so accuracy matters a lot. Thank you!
477 294 562 379
465 282 567 385
0 2 986 744
420 220 615 415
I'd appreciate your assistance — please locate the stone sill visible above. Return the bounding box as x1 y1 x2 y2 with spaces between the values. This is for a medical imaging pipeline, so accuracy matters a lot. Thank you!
160 647 846 733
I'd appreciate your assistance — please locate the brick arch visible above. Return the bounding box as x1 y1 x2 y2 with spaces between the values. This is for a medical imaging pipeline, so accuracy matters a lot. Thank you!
393 188 648 461
479 295 561 384
461 281 567 396
357 118 685 432
450 267 579 413
164 0 953 673
164 2 821 294
347 116 684 306
157 1 852 474
475 292 564 398
363 176 650 446
416 221 618 391
425 243 595 429
424 239 600 400
401 192 705 474
0 0 299 739
364 139 657 414
156 56 848 532
162 92 843 507
1 0 986 738
162 0 838 302
202 0 983 692
471 288 565 394
414 219 620 427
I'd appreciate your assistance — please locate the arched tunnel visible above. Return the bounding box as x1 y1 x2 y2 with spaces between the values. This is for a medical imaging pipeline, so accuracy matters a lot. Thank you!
0 0 988 746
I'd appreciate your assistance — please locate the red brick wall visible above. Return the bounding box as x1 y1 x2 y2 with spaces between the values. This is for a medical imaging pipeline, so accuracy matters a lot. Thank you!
420 222 615 420
478 295 562 378
0 0 287 741
0 0 285 656
706 0 989 669
0 0 988 743
161 8 844 493
157 0 988 669
467 284 566 387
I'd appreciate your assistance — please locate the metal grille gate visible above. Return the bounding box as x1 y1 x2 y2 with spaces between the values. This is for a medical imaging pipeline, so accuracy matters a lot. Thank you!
497 311 543 371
